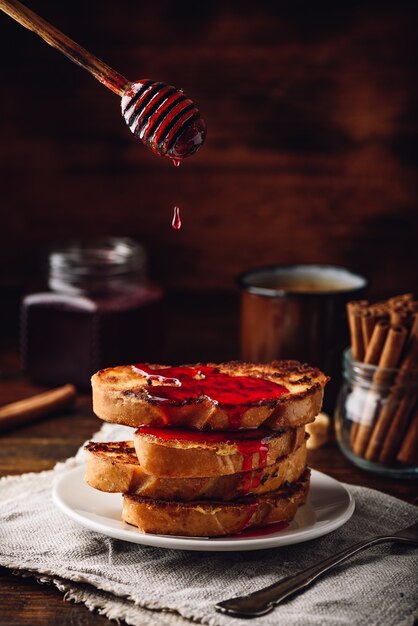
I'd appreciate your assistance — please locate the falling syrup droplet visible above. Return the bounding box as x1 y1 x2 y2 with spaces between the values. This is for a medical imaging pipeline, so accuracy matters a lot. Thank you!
172 158 181 167
172 206 182 230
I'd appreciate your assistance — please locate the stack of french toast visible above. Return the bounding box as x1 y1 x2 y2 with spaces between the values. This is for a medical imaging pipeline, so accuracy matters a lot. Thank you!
86 361 328 537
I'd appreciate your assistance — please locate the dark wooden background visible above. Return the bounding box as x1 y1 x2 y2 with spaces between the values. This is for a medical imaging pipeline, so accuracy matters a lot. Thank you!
0 6 417 622
0 0 417 356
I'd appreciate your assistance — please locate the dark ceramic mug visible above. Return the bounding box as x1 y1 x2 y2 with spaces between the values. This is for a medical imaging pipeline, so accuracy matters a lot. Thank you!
237 264 367 410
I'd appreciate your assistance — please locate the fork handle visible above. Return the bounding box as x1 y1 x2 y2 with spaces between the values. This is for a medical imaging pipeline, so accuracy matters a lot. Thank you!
216 535 403 617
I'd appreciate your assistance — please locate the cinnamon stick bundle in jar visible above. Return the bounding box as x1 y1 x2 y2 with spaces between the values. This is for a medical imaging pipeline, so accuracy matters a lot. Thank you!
345 294 418 469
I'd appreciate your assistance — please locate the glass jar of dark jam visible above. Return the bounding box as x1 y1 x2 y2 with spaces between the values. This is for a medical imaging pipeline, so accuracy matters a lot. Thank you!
21 238 164 388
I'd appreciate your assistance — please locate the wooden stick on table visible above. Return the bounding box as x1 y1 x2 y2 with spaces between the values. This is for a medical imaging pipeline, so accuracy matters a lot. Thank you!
0 384 77 432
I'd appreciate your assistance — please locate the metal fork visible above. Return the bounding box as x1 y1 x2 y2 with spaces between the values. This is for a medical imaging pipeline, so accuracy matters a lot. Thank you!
216 521 418 618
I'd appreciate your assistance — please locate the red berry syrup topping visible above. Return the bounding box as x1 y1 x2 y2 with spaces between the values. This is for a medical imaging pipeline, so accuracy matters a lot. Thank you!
133 364 288 428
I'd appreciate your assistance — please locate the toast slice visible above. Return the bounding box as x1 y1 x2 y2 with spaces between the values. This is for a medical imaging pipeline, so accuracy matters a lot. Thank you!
85 441 142 494
84 439 307 500
92 361 328 430
133 426 305 477
122 470 310 536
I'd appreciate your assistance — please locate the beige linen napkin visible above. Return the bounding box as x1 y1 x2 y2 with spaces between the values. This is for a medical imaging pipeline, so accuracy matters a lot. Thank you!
0 422 417 626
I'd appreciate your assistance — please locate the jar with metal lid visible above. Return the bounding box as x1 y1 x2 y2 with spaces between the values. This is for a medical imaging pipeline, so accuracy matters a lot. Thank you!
335 349 418 477
21 238 164 388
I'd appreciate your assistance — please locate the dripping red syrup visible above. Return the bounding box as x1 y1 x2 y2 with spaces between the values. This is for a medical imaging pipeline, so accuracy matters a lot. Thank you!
235 502 259 534
171 158 181 228
233 521 289 538
138 426 274 443
133 364 288 428
139 426 271 492
172 206 181 230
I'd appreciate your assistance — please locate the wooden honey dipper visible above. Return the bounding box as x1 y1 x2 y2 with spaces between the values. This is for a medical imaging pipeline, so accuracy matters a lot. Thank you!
0 0 206 161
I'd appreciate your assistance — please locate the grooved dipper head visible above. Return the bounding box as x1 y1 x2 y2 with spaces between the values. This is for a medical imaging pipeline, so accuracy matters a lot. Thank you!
121 79 206 160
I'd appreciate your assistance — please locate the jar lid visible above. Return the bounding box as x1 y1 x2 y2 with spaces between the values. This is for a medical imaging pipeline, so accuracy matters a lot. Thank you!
48 237 146 295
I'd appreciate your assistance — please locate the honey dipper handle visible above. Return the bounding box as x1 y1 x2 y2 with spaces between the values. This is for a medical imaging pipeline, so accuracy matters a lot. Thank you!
0 0 130 95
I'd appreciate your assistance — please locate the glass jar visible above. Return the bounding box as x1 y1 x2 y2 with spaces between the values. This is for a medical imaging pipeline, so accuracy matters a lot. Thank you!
21 238 164 389
335 349 418 477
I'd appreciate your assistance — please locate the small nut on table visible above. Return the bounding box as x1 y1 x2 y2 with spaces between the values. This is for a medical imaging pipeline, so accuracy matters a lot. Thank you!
306 412 331 450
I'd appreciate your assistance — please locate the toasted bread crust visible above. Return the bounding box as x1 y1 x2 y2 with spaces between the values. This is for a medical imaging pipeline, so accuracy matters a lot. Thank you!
85 440 307 500
122 470 310 536
133 427 305 477
92 361 328 430
85 441 143 494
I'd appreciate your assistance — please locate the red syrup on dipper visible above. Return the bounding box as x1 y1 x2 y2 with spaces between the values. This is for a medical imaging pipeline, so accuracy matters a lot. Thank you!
121 80 206 160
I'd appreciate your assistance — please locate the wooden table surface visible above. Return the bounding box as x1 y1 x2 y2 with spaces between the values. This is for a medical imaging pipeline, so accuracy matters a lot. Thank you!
1 334 417 626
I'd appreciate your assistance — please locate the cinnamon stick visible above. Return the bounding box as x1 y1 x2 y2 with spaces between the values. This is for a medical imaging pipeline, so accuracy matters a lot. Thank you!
378 394 416 463
364 321 390 364
346 301 369 444
375 325 408 379
390 305 412 326
352 325 407 457
364 383 412 462
0 384 76 432
400 315 418 370
387 293 414 309
397 403 418 466
368 302 390 320
348 300 369 309
361 311 376 352
347 302 367 361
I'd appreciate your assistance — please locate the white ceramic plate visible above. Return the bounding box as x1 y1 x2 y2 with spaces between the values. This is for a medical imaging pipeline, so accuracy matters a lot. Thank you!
53 467 354 552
